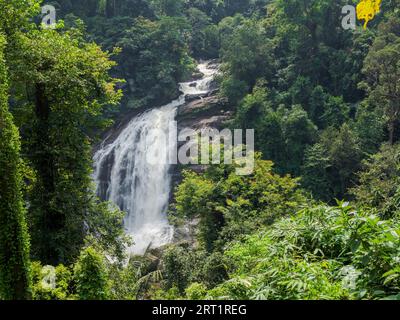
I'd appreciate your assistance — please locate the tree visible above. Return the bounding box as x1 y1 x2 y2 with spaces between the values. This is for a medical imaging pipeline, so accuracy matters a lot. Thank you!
275 0 352 90
151 0 185 17
163 246 191 293
74 247 109 300
107 16 193 110
302 124 363 201
324 124 363 199
309 86 349 129
207 202 400 300
220 18 273 99
186 7 220 58
351 143 400 218
354 102 386 155
234 86 286 172
0 0 41 36
282 105 318 175
9 28 123 265
301 143 333 202
173 156 306 251
361 16 400 145
0 35 31 300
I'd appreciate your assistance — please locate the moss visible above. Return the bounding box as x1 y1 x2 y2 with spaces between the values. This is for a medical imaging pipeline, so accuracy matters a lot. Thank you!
0 35 31 300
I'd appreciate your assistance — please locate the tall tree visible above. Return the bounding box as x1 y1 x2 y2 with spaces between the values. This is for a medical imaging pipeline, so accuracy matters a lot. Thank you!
0 35 31 300
9 28 122 265
351 143 400 219
282 105 317 175
303 124 363 201
361 16 400 145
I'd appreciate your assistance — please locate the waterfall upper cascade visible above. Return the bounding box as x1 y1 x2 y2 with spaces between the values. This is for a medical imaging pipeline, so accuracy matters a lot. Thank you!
93 61 219 255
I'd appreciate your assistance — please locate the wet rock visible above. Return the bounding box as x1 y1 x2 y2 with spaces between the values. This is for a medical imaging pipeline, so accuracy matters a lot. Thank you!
185 93 208 103
191 71 204 80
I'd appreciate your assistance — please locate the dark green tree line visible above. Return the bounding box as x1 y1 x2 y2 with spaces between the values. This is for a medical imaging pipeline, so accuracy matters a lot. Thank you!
0 34 31 300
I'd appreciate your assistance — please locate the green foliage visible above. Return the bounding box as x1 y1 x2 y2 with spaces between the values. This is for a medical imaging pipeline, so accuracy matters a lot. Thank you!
308 86 349 129
200 252 228 288
163 246 191 293
282 105 318 175
301 143 332 202
220 18 273 101
216 0 380 181
31 262 72 300
234 86 317 175
88 15 194 111
9 27 124 265
186 7 219 58
161 245 227 294
1 0 400 302
151 0 185 17
73 247 110 300
85 201 131 262
360 15 400 145
0 34 31 300
185 282 207 300
173 156 306 251
354 102 386 154
55 0 271 115
107 255 163 300
31 252 165 301
351 143 400 218
174 170 214 219
57 0 155 19
207 202 400 300
150 286 182 300
302 124 363 201
0 0 41 35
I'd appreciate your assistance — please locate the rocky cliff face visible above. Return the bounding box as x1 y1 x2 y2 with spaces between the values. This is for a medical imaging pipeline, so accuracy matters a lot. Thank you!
177 64 233 132
178 95 232 130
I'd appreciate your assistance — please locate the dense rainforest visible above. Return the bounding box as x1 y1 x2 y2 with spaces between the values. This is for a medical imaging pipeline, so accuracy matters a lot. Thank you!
0 0 400 301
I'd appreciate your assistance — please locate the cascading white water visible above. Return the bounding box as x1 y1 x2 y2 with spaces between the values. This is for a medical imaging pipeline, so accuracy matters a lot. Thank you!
93 61 218 255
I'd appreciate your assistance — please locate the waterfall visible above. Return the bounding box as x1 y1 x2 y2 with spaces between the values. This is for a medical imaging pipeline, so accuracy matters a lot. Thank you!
93 61 218 255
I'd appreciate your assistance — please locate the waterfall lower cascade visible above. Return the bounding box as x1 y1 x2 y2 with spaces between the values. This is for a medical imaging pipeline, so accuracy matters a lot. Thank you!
93 61 219 255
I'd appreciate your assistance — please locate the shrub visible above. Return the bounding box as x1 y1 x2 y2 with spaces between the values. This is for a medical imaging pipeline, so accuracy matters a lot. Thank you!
73 247 109 300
